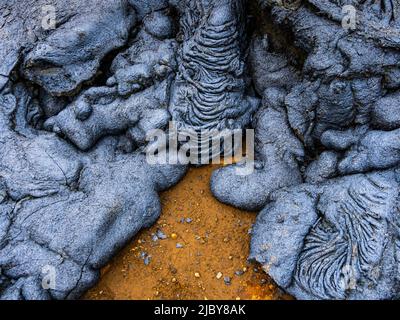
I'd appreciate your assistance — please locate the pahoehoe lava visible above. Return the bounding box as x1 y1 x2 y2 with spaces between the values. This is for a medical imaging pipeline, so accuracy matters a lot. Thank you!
1 0 400 300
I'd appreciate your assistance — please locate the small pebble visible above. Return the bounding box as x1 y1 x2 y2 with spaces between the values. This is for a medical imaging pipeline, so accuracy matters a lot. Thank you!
195 272 201 278
186 218 192 223
176 243 184 248
216 272 223 279
224 276 231 285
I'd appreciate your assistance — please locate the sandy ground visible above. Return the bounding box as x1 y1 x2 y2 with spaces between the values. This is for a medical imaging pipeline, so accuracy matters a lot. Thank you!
85 165 290 300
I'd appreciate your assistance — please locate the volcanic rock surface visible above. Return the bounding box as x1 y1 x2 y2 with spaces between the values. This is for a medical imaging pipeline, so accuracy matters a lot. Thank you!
1 0 400 300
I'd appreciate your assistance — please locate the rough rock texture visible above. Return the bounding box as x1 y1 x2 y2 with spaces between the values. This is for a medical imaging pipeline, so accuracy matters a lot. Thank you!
250 170 400 300
2 0 400 300
168 0 259 161
211 0 400 299
211 102 304 211
43 18 178 150
169 0 258 132
0 0 260 300
0 87 186 299
1 0 135 96
211 34 303 210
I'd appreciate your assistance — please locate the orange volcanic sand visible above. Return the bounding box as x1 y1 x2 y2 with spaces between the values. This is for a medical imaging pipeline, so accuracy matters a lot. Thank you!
85 165 291 300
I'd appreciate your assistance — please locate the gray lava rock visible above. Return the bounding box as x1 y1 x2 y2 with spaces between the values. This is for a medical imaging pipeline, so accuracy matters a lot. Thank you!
168 0 259 161
250 170 400 300
211 103 304 211
371 92 400 130
0 90 186 299
304 151 339 184
3 0 400 301
21 0 136 96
